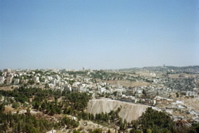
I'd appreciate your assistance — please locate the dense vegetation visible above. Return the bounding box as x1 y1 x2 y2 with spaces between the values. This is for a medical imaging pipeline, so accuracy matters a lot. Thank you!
0 109 55 133
0 87 90 133
130 107 199 133
0 87 91 115
77 107 199 133
0 107 79 133
78 107 128 130
0 87 199 133
134 107 175 133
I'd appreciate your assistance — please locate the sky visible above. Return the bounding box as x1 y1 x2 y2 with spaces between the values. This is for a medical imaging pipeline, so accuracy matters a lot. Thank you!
0 0 199 70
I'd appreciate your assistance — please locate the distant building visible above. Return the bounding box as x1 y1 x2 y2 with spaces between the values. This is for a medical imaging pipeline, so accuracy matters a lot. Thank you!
186 91 197 97
0 77 5 84
33 77 40 83
14 78 20 84
4 69 12 73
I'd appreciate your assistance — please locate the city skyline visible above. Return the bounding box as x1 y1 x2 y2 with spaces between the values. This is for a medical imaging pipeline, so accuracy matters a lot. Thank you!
0 0 199 70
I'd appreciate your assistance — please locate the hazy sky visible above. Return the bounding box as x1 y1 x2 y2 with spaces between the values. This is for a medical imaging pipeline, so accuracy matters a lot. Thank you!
0 0 199 70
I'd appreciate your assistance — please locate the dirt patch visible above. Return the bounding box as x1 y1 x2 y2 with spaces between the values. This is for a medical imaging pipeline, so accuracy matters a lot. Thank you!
178 97 199 112
136 71 156 77
0 86 13 91
107 80 151 87
4 105 14 113
169 73 199 79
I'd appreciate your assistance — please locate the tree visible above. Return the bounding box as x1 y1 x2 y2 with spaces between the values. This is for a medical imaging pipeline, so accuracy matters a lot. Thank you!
139 107 175 133
91 128 102 133
146 129 152 133
176 92 179 98
0 103 5 112
28 80 35 85
142 89 147 97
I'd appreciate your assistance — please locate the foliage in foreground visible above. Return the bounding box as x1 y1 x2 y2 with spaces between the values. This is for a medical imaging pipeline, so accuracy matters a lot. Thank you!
130 107 199 133
0 107 79 133
0 87 199 133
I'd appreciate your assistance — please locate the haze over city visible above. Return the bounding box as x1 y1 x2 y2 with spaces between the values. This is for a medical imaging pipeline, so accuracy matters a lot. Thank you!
0 0 199 70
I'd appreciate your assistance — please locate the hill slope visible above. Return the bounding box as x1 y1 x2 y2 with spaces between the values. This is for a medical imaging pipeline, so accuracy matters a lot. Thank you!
85 98 148 122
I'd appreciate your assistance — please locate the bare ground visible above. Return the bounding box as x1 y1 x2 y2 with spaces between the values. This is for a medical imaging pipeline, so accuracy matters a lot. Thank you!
85 98 148 123
3 105 14 113
107 80 151 87
0 86 13 91
178 97 199 112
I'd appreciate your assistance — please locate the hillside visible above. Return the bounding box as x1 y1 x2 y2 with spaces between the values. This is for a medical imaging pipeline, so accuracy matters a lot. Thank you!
85 98 148 122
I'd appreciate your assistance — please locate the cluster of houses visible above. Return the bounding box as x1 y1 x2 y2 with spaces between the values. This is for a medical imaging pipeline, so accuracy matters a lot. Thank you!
0 69 127 95
0 68 199 123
